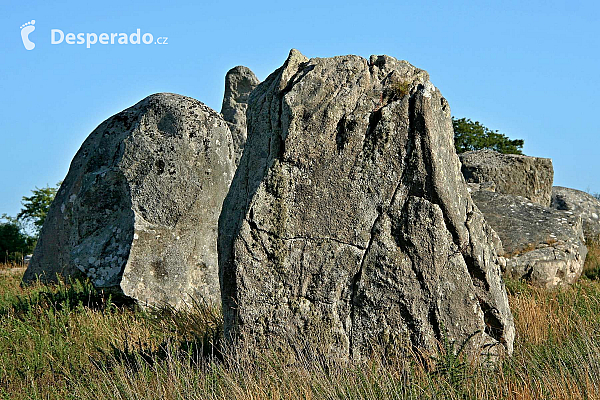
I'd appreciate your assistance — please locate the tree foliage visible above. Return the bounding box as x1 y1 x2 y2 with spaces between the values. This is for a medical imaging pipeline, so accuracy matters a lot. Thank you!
0 217 35 262
0 183 60 261
453 117 524 155
17 183 60 235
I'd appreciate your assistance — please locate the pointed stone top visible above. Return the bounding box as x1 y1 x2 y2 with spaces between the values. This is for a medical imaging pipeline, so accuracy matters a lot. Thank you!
278 49 309 91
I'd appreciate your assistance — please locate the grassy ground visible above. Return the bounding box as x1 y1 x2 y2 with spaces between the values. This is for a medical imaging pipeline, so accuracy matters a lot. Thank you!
2 262 600 399
584 238 600 280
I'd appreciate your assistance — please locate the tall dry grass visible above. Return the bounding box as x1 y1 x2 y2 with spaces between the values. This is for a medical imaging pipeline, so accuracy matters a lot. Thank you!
584 238 600 279
2 264 600 399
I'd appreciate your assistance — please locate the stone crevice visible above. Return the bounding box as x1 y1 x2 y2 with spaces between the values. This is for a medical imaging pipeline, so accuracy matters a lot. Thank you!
220 50 515 361
245 218 367 251
349 176 407 357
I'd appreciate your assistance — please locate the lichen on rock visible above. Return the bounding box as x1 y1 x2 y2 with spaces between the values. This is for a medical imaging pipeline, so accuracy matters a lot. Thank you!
471 190 587 289
218 50 515 362
24 93 235 308
459 149 554 207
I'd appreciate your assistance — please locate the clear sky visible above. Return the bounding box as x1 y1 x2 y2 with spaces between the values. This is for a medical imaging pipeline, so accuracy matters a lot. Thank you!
1 0 598 218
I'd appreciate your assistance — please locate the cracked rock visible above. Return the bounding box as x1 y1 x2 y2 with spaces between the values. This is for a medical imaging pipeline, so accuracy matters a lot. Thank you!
218 50 515 362
460 149 554 207
471 190 587 289
24 93 236 308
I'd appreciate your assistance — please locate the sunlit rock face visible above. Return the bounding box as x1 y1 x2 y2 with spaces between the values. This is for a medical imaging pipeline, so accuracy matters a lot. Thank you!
24 93 235 308
218 50 515 362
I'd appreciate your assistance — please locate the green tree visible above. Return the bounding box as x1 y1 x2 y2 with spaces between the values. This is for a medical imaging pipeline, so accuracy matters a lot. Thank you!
0 217 35 262
453 117 524 155
17 182 60 235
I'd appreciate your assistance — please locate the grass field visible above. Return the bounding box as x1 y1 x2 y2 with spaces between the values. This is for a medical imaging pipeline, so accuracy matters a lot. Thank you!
2 251 600 399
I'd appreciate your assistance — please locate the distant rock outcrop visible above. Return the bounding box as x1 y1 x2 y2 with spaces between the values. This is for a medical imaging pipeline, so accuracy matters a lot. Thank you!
459 150 554 206
219 50 515 362
551 186 600 241
471 190 587 289
23 93 235 308
221 66 260 165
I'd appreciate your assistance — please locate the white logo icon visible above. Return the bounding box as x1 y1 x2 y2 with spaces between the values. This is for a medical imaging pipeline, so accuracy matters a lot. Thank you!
20 20 36 50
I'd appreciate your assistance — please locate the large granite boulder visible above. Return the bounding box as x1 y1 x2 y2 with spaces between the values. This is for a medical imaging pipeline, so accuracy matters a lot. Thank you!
221 66 260 165
459 150 554 206
219 50 515 362
551 186 600 241
24 93 235 308
471 190 587 289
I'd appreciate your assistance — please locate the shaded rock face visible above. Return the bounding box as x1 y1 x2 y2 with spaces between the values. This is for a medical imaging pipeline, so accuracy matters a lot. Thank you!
551 186 600 241
466 181 496 193
221 66 261 165
24 93 235 308
459 150 554 206
219 50 515 361
471 190 587 289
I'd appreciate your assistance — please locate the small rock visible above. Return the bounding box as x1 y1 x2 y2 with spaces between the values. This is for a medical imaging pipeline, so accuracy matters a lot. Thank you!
471 190 587 289
551 186 600 241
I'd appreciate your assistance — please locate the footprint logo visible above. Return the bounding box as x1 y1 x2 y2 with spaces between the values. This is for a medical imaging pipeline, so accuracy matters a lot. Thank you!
20 20 36 50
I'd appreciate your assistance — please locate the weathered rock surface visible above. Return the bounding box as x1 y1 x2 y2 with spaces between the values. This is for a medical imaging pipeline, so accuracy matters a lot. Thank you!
24 93 235 308
466 181 496 193
219 50 515 361
459 150 554 206
221 66 260 165
551 186 600 241
471 190 587 289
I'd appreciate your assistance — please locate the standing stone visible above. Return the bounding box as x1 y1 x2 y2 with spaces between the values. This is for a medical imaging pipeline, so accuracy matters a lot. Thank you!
221 66 260 165
219 50 515 361
551 186 600 241
23 93 235 308
471 190 587 289
459 150 554 206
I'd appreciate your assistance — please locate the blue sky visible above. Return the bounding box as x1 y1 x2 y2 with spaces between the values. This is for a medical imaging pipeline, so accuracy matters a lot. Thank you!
1 0 598 218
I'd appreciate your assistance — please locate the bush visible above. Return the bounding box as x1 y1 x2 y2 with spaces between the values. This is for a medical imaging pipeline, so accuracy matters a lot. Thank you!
0 219 35 263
